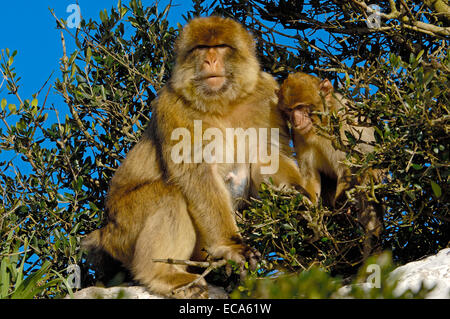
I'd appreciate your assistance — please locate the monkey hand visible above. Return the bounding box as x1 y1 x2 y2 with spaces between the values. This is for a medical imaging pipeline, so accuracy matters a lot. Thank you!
208 239 261 277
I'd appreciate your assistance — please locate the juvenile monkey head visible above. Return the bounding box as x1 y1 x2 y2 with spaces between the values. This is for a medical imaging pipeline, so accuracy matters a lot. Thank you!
278 72 335 136
171 16 261 112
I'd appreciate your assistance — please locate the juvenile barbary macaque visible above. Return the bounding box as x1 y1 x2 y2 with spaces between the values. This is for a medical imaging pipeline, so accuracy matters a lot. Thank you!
278 72 383 257
83 17 302 298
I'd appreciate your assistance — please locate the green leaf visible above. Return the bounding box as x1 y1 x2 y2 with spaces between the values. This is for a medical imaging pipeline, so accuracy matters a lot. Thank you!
15 237 30 289
8 104 16 114
0 258 11 298
416 50 424 62
86 47 92 64
31 98 38 107
11 261 53 299
100 9 108 24
423 70 435 86
345 72 350 87
68 50 79 65
88 201 98 211
430 181 442 198
1 98 6 110
120 7 128 18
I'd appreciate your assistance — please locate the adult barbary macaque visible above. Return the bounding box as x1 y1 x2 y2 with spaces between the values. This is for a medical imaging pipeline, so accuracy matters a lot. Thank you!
83 17 302 298
278 72 383 257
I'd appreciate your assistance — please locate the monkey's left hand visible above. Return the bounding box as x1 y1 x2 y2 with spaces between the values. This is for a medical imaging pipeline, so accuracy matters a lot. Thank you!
208 240 261 276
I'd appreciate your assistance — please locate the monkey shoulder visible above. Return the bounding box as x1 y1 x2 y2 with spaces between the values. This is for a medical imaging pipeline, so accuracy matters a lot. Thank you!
239 71 278 114
110 130 163 188
151 87 180 117
149 87 192 136
256 71 279 99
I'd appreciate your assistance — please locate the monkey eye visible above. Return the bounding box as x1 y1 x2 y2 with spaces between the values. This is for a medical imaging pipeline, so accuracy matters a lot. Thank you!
292 104 312 112
190 44 234 52
195 45 211 50
214 44 234 50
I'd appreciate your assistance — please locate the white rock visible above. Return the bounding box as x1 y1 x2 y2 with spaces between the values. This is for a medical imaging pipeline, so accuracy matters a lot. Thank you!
338 248 450 298
66 284 228 299
390 248 450 298
65 286 162 299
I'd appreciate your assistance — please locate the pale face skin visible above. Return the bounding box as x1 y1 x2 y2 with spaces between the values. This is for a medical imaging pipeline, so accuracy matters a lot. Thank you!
192 44 232 93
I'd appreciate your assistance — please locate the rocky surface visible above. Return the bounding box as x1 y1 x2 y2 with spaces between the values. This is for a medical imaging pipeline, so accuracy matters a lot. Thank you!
66 284 228 299
338 248 450 298
68 248 450 299
390 248 450 298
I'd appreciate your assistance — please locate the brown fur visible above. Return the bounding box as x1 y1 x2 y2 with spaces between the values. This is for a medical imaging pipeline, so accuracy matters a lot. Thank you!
83 17 302 298
278 72 384 258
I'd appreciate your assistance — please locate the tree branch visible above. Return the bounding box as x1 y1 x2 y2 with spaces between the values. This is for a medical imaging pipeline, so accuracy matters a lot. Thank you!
423 0 450 23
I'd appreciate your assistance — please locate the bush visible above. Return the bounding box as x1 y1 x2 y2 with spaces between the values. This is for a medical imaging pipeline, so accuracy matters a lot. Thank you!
231 252 435 299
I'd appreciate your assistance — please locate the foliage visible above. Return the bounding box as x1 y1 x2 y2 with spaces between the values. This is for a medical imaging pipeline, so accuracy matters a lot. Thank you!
231 252 436 299
0 0 448 298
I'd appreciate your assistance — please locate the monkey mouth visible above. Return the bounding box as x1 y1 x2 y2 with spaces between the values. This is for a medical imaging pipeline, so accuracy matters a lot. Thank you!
203 75 227 90
206 75 225 81
294 121 313 134
199 71 226 79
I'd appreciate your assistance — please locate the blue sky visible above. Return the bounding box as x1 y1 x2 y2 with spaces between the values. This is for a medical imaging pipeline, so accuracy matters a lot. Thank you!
0 0 191 113
0 0 193 171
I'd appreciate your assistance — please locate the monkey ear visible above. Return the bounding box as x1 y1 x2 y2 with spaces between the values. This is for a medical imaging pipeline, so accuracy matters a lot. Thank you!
319 79 334 95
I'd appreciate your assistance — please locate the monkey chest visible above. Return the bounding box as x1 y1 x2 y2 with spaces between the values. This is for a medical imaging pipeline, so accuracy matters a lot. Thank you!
223 164 250 208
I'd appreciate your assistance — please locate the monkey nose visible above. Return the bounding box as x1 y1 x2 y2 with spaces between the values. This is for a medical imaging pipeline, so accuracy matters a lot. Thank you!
204 58 217 67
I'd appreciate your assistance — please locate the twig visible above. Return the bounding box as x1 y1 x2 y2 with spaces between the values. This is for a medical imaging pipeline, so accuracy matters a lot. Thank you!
36 71 55 98
57 30 108 155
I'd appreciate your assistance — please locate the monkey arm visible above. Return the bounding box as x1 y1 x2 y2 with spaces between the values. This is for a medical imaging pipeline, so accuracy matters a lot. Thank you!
107 131 162 198
250 153 303 193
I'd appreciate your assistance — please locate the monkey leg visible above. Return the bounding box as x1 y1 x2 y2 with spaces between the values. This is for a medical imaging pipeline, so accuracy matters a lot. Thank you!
334 168 352 206
290 160 321 204
131 194 208 299
301 171 322 204
356 197 384 259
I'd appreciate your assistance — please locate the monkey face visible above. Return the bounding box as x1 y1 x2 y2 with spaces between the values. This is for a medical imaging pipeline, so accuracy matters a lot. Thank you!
278 72 336 136
192 44 232 93
171 17 261 110
286 104 314 135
